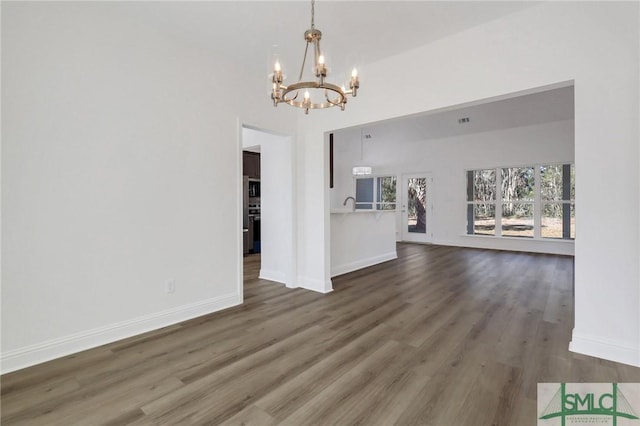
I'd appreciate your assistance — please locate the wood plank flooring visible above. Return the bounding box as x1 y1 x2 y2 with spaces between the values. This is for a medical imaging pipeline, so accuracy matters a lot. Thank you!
2 243 640 425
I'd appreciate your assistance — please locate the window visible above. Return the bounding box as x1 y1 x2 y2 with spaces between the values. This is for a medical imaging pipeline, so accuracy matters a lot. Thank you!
501 167 534 238
377 176 397 210
466 164 575 240
541 164 575 239
466 169 496 236
355 176 396 210
355 178 374 209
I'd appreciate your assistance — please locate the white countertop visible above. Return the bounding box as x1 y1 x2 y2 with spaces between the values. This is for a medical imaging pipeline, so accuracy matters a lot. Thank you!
330 209 396 214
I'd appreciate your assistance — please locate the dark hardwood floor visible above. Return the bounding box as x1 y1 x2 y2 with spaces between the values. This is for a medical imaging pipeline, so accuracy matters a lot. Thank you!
2 243 639 425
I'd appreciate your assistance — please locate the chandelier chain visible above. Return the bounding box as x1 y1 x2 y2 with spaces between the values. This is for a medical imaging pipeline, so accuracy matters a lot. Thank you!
311 0 315 29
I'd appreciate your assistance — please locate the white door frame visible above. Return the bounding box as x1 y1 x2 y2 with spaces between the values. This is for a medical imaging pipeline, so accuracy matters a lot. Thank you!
239 123 296 294
400 173 433 243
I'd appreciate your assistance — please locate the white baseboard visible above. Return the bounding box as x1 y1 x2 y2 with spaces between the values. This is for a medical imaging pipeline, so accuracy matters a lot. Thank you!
570 331 640 367
1 292 241 374
297 276 333 293
259 269 287 285
331 251 398 278
432 237 574 256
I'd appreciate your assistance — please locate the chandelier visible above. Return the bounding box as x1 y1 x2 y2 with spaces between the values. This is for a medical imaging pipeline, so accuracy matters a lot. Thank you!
270 0 360 114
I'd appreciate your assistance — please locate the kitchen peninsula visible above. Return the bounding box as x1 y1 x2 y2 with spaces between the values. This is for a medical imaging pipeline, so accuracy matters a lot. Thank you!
330 209 397 277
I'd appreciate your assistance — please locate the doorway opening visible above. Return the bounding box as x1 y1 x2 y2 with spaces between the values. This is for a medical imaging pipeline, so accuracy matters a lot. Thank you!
401 173 433 243
327 81 574 285
240 125 295 291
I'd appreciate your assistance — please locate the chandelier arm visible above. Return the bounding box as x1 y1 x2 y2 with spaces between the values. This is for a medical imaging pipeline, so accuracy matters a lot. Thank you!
324 89 341 106
325 95 342 107
325 95 346 111
298 41 310 82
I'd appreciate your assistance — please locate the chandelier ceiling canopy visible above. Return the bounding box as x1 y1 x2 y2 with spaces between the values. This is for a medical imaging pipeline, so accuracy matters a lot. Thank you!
270 0 360 114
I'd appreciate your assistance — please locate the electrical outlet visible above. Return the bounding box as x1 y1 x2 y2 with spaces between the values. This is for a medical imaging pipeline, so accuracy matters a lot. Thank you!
166 280 176 294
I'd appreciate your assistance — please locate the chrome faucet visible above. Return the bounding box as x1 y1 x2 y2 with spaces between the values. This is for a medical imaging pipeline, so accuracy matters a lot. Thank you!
343 196 356 211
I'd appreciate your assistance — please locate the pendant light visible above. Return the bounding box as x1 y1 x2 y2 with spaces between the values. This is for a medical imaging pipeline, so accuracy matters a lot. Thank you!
352 129 372 176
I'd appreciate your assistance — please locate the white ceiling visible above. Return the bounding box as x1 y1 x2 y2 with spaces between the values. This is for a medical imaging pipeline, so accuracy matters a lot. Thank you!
111 1 564 143
335 85 575 143
113 1 539 78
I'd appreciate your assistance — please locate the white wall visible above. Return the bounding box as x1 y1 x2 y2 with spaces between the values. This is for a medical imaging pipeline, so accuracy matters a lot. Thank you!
294 125 334 293
296 2 639 366
332 120 575 255
242 128 295 287
1 2 297 373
